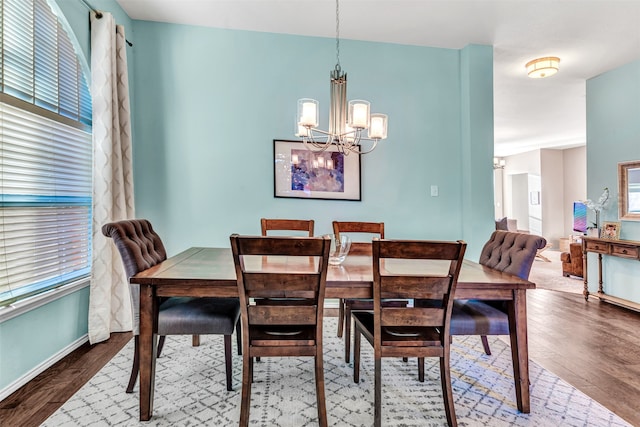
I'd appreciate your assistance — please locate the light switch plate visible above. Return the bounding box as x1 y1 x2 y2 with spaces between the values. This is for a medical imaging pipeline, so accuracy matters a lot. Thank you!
431 185 438 197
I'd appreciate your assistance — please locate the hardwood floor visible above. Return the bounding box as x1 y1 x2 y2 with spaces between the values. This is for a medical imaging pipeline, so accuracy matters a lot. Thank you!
0 332 130 427
526 289 640 426
1 290 639 426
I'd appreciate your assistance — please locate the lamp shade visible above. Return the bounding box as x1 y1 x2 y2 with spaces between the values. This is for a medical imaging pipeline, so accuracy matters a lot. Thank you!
525 57 560 78
297 98 319 127
368 114 388 140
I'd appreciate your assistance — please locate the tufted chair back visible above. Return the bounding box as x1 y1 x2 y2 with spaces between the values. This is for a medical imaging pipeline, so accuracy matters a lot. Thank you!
102 219 167 335
102 219 241 393
478 230 547 279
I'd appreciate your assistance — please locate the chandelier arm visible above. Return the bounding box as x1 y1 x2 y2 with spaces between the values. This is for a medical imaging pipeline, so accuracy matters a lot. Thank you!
349 139 379 155
302 139 334 153
302 131 335 153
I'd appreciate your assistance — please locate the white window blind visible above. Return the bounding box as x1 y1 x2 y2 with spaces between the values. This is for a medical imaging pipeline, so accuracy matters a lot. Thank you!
0 0 92 306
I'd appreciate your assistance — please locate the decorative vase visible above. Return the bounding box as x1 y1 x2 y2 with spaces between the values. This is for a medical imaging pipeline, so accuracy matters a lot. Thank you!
587 227 599 237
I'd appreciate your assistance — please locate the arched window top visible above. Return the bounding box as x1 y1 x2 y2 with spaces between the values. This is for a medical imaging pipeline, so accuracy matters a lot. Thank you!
0 0 92 127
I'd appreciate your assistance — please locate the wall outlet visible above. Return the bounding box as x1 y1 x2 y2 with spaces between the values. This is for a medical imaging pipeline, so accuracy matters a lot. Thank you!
431 185 439 197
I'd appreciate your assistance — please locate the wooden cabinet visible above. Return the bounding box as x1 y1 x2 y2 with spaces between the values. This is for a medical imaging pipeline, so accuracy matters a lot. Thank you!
582 237 640 312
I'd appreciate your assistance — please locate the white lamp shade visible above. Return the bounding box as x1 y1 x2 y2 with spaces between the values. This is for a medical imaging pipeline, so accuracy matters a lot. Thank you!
297 98 319 127
348 100 370 129
368 114 388 140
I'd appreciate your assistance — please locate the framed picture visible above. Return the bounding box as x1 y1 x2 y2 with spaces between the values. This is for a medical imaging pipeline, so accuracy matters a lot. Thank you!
600 221 621 240
273 140 361 201
529 191 540 205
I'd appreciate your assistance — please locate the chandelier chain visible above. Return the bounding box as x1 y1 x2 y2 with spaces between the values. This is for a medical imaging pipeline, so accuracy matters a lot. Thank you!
335 0 340 68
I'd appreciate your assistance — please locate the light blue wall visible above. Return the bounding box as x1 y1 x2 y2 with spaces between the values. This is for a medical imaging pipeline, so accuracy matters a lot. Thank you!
586 60 640 303
0 288 90 388
0 0 133 393
131 21 494 261
2 2 494 393
460 45 496 251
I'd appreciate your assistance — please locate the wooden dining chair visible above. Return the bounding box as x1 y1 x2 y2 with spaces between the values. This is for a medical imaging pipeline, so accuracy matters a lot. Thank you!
256 218 315 362
102 219 241 392
230 234 331 427
352 238 467 427
450 230 546 355
261 217 314 237
332 221 408 363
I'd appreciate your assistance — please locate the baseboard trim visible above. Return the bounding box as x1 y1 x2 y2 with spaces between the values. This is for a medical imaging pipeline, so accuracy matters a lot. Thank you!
0 334 88 401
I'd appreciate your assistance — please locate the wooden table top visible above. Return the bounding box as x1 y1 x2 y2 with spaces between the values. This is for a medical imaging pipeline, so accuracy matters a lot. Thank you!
131 247 535 300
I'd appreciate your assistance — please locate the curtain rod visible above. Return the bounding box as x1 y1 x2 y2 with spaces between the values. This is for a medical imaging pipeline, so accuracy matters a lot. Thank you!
80 0 102 18
79 0 134 47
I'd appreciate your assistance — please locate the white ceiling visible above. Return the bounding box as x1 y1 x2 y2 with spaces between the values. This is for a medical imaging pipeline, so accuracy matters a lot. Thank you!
115 0 640 156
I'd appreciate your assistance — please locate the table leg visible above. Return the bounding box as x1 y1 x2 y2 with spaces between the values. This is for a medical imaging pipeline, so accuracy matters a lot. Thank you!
597 253 604 294
583 246 589 300
507 289 530 413
139 284 158 421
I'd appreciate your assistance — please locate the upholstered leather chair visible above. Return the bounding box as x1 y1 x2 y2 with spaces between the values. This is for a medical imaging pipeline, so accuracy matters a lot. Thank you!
102 219 241 392
561 243 584 278
450 230 546 355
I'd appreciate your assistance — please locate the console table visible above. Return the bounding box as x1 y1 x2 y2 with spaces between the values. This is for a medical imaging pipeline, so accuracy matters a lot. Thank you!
582 236 640 312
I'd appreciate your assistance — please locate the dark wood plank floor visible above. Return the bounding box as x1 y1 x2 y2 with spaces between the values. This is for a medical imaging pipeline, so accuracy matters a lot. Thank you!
526 289 640 426
0 331 130 427
1 289 639 426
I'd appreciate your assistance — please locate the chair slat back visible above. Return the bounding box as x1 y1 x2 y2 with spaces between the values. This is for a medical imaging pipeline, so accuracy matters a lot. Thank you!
261 218 314 237
332 221 384 255
230 234 331 331
333 221 384 238
379 276 451 299
249 305 318 325
372 239 466 330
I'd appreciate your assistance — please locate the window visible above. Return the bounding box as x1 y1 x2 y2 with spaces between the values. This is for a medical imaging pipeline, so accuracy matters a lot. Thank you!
0 0 92 306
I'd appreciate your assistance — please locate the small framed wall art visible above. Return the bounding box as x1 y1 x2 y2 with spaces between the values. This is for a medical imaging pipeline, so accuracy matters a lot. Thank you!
273 139 361 201
529 191 540 205
600 221 621 240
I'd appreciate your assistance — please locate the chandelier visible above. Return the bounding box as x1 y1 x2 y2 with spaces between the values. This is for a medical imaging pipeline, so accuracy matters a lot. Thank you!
295 0 388 155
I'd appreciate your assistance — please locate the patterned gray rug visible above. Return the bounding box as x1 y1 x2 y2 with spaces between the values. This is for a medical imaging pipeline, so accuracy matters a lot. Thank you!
43 318 629 427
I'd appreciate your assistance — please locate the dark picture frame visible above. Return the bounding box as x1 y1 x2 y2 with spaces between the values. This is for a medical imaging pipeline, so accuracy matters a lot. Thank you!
273 139 361 201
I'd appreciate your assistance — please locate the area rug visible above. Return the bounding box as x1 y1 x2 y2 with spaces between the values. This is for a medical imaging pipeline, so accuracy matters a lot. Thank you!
43 318 629 427
528 250 584 294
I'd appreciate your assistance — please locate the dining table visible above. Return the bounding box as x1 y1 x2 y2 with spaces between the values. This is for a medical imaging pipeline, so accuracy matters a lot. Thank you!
130 246 535 421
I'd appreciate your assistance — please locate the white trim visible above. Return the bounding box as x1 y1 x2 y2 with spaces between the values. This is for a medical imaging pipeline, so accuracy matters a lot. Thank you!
0 334 88 401
0 278 90 323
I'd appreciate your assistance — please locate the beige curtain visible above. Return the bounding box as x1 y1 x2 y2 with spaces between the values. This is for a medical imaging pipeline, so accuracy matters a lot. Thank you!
88 11 135 344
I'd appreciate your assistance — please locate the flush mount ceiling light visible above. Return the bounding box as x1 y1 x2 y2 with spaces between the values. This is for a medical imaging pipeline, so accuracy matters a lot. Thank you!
525 57 560 78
